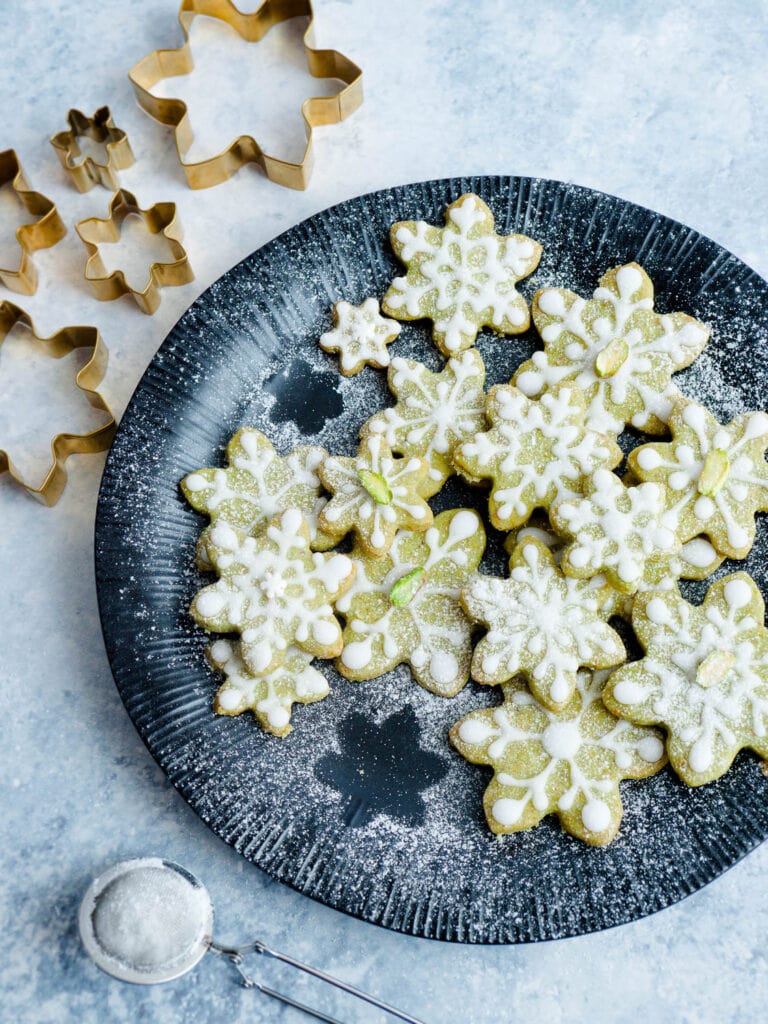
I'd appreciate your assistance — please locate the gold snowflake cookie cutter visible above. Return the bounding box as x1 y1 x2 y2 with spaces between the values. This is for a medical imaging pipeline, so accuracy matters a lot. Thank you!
0 150 66 295
0 302 115 506
50 106 135 192
75 189 194 315
127 0 364 191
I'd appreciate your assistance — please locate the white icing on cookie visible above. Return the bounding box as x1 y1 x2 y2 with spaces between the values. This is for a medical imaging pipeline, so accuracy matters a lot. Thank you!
319 432 432 556
319 297 401 375
455 382 622 529
604 573 768 784
629 399 768 559
191 510 355 676
364 349 487 494
551 469 681 594
336 509 485 697
451 670 666 844
515 263 710 436
462 538 625 710
208 639 329 736
382 193 542 356
181 428 332 551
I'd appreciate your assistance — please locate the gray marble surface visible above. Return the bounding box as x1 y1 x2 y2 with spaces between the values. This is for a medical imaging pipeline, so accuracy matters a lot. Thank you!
2 1 768 1021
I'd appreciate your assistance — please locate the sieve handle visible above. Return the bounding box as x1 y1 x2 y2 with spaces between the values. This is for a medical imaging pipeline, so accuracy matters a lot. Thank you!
210 939 426 1024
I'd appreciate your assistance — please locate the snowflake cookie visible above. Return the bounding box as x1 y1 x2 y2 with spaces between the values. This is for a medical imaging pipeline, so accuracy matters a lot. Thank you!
336 509 486 696
190 509 355 676
550 469 681 595
514 263 710 436
627 398 768 560
503 517 723 620
319 297 401 376
450 671 667 845
462 537 625 711
453 382 622 530
603 574 768 786
363 349 487 497
318 432 432 557
381 193 542 357
208 639 329 738
181 428 335 565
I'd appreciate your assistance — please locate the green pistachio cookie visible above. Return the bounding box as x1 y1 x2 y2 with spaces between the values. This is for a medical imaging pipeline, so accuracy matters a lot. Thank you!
450 670 667 846
454 382 622 531
603 574 768 786
514 262 710 436
336 509 486 697
382 193 542 357
190 509 355 677
462 537 625 711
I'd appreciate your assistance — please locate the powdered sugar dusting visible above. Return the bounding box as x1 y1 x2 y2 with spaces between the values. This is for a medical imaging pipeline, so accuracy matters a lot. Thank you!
96 177 768 943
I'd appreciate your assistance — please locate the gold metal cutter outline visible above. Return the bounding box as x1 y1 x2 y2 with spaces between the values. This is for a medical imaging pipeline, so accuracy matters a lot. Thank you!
75 189 194 315
50 106 135 192
0 302 115 506
0 150 66 295
128 0 364 190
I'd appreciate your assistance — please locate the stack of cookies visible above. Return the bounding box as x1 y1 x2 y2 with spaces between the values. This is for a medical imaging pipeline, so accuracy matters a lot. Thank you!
181 194 768 847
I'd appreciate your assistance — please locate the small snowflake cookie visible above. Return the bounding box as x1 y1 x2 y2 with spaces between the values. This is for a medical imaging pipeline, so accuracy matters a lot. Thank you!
550 469 681 595
318 432 432 557
454 382 622 530
450 671 667 846
627 398 768 560
381 193 542 357
363 349 487 497
319 297 401 375
603 574 768 786
336 509 486 696
181 428 335 568
190 509 355 676
208 639 329 738
462 537 625 711
513 263 710 436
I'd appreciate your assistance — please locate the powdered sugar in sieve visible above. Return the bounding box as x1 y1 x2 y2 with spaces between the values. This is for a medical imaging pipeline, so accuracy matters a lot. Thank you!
79 858 424 1023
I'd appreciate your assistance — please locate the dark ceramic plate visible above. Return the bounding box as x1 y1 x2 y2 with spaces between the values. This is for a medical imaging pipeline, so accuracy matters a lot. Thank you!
95 176 768 944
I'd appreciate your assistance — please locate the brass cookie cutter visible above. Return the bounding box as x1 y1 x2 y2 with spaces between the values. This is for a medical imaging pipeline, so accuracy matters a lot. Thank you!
50 106 135 192
75 189 194 315
0 302 115 506
0 150 66 294
128 0 364 190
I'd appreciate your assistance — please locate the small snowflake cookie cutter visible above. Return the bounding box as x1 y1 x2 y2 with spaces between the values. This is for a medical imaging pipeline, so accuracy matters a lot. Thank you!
0 302 115 506
128 0 363 191
50 106 135 192
0 149 66 295
75 189 194 315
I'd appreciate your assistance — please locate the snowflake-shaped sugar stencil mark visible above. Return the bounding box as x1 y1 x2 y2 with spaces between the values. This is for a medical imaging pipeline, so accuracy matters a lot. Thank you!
628 398 768 560
191 510 355 676
263 358 344 435
208 639 329 738
550 469 681 595
316 707 449 828
336 509 486 696
319 432 432 557
454 382 622 530
363 349 487 497
603 574 768 786
319 297 402 376
381 193 542 357
514 262 710 436
462 537 625 712
450 671 667 846
181 427 336 571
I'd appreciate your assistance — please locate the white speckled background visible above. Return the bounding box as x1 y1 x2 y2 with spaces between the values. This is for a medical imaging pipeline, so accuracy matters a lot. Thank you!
2 1 767 1021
